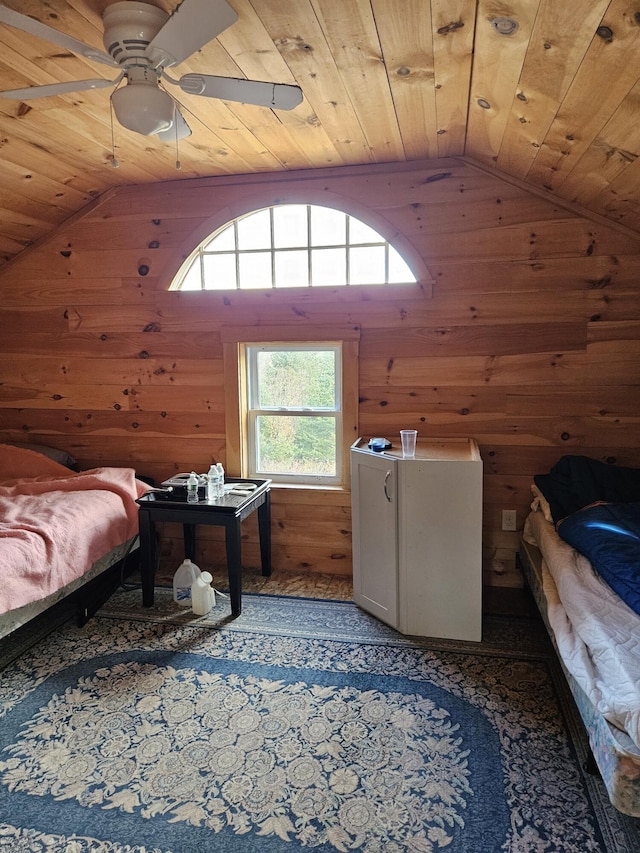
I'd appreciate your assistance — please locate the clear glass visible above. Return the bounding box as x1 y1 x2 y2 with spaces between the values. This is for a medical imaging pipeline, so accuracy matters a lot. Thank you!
389 247 414 282
255 415 336 476
311 206 346 246
273 204 309 248
349 245 386 284
311 248 346 286
274 250 309 287
237 209 271 250
179 260 202 290
239 252 272 289
256 349 336 409
400 429 417 458
202 253 237 289
349 217 380 244
203 224 235 251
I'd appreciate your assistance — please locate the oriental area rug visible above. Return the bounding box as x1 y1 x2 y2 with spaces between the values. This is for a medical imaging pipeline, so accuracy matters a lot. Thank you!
1 591 639 852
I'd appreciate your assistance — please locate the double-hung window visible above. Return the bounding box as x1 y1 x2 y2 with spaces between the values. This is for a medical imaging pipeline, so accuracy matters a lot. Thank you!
245 343 342 485
222 328 359 489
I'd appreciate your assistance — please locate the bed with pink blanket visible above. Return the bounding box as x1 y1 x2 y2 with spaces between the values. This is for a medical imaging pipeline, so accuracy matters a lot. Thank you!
0 443 149 639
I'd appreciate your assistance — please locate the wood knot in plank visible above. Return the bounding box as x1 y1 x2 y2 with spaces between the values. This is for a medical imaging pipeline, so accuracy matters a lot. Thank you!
425 172 452 183
437 21 464 35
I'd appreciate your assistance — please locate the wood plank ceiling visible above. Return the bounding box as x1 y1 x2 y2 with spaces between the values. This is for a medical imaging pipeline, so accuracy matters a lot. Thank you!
1 0 640 269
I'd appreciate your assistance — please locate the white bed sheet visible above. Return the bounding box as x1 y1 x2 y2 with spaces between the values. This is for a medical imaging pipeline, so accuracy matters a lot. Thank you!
524 509 640 753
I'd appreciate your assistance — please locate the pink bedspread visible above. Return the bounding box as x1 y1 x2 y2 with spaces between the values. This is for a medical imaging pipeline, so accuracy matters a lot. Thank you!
0 467 149 615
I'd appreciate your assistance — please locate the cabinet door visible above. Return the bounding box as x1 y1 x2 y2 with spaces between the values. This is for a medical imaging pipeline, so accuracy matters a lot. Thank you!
350 450 398 627
397 458 482 641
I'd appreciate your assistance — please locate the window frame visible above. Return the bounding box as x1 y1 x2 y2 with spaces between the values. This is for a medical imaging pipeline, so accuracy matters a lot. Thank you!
222 326 360 490
171 203 418 292
245 342 343 486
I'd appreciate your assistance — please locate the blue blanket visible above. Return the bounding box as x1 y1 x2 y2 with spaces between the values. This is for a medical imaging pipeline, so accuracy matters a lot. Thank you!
558 502 640 616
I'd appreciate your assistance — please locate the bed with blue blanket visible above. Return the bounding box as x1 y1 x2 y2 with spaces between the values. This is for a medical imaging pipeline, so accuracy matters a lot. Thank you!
558 501 640 616
521 455 640 816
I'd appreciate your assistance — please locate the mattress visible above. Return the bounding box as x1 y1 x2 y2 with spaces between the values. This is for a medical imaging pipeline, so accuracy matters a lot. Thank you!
0 443 150 637
0 538 137 641
519 531 640 816
523 509 640 754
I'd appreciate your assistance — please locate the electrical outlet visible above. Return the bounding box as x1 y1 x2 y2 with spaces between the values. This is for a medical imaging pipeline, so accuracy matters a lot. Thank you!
502 509 517 531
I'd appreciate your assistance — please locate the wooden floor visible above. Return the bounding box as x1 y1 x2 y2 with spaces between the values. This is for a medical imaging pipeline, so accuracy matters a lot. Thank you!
156 563 354 601
157 565 535 613
241 571 537 616
240 566 354 600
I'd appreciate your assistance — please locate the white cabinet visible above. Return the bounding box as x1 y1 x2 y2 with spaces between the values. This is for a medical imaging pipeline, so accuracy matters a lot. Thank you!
350 438 483 641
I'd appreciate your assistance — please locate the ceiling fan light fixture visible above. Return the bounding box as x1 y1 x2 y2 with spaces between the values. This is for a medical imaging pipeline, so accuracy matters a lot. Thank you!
111 81 174 135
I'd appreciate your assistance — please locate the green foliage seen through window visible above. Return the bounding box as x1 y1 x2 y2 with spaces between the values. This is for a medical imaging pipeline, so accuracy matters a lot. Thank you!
252 349 338 477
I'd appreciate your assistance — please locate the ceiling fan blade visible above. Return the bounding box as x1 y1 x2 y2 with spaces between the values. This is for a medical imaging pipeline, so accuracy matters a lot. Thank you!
0 2 116 67
156 107 192 141
0 77 120 101
177 74 303 110
146 0 238 69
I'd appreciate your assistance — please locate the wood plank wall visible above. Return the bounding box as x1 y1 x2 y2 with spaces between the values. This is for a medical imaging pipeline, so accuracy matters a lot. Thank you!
1 156 640 591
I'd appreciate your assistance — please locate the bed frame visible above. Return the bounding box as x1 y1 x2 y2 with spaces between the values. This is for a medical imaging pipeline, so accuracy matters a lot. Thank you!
0 538 140 642
519 536 640 817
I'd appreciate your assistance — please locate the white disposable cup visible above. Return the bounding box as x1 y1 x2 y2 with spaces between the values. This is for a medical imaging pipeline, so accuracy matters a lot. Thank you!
400 429 417 457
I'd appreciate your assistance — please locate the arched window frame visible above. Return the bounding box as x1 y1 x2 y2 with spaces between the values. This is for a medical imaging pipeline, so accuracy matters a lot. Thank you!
166 201 432 296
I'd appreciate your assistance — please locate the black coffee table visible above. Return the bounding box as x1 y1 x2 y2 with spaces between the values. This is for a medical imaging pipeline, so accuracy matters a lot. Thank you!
136 477 272 617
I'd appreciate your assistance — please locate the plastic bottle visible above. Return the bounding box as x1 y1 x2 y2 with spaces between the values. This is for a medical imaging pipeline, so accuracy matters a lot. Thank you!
186 471 199 503
215 462 225 498
191 570 216 615
173 558 200 606
206 463 217 501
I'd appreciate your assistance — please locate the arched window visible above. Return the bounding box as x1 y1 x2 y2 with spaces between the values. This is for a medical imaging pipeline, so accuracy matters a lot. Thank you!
171 204 416 291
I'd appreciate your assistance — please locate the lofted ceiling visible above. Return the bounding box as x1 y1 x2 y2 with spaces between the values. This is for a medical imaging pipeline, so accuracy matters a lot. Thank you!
1 0 640 270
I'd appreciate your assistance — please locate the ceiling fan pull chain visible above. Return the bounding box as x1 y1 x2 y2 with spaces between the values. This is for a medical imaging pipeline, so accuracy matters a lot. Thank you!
109 98 119 169
175 119 181 171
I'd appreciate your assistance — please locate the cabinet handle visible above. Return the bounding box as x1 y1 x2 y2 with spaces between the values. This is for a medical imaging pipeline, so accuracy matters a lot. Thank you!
383 469 392 502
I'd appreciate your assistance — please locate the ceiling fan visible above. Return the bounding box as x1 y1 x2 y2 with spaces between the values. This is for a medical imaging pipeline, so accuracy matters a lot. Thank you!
0 0 303 139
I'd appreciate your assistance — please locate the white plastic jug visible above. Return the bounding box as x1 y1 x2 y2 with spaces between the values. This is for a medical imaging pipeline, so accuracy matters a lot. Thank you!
191 571 216 615
173 558 200 606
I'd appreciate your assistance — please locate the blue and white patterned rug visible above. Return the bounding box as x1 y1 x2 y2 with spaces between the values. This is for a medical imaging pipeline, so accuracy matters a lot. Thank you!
1 590 639 852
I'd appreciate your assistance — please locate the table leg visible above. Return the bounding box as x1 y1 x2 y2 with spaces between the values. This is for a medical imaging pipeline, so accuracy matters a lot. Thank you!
258 492 272 577
138 511 156 607
183 523 196 561
225 522 243 617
